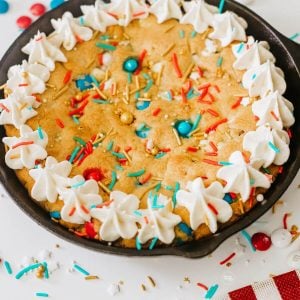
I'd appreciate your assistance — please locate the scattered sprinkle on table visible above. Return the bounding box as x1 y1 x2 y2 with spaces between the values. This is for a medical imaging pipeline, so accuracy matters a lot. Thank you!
73 263 90 276
35 292 49 298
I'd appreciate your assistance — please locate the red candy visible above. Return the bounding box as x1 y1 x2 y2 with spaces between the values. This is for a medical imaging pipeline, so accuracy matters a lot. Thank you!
83 168 104 181
30 3 46 16
251 232 272 251
16 16 32 29
84 222 97 239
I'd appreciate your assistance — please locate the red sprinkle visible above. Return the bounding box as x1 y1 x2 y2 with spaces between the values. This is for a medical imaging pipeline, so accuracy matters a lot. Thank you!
133 11 146 17
229 192 237 199
83 168 104 181
12 141 34 149
231 97 243 109
134 49 147 75
55 118 65 128
181 88 187 104
125 146 132 152
207 109 219 117
205 152 218 157
97 200 114 208
75 34 83 43
219 252 236 265
98 53 103 65
30 3 46 16
203 159 220 166
207 203 218 215
139 173 152 185
205 118 228 134
69 99 89 116
196 283 209 290
198 88 209 102
209 141 218 152
213 85 221 93
81 205 90 214
198 83 211 90
287 129 292 138
84 222 97 239
63 70 72 84
172 53 183 78
152 108 161 116
16 16 32 29
283 213 290 229
69 207 76 216
197 66 204 77
160 148 171 153
278 166 283 174
144 216 149 224
0 103 10 112
271 111 280 121
207 93 215 102
107 12 118 19
187 146 198 153
18 83 29 87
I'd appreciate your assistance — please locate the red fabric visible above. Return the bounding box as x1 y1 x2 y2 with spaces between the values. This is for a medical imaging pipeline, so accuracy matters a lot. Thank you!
229 285 257 300
273 271 300 300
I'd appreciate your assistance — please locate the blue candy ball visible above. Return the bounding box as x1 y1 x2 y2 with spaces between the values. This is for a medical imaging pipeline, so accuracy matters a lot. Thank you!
0 1 9 14
176 121 192 137
50 0 65 9
123 57 139 73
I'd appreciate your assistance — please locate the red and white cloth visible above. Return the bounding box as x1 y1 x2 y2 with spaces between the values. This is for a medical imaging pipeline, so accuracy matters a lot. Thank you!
218 270 300 300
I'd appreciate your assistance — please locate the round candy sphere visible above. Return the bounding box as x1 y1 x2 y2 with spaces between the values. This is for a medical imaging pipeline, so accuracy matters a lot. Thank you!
16 16 32 30
271 228 292 248
83 168 104 182
123 57 139 73
0 1 9 14
50 0 65 9
176 120 193 137
30 3 46 16
251 232 272 251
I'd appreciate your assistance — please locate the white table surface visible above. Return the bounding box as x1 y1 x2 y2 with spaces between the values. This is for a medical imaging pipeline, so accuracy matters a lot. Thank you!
0 1 299 299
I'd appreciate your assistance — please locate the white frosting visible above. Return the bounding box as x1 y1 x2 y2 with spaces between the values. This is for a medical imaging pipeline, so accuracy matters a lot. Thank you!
176 178 232 233
7 60 50 96
202 38 217 56
49 12 93 51
29 156 72 203
181 0 217 34
91 191 139 241
2 125 48 170
80 3 118 32
252 91 295 129
60 176 102 224
149 0 182 24
242 60 286 97
0 92 38 129
108 0 149 26
232 37 275 70
243 125 290 168
136 194 181 244
217 151 271 201
209 12 247 47
22 31 67 71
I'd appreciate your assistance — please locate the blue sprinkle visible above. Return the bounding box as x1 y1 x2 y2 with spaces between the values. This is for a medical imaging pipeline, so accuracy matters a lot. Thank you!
72 116 80 124
134 210 142 217
106 140 114 151
218 0 226 13
143 79 153 93
237 43 244 53
241 230 256 252
217 56 223 67
252 73 257 80
71 181 85 189
42 262 49 279
50 0 65 10
90 204 97 209
250 178 255 185
289 33 300 41
223 193 233 204
219 161 233 166
89 74 99 87
268 141 280 153
191 114 202 132
35 292 49 298
100 35 110 40
179 30 185 38
93 99 110 104
205 284 219 299
115 164 124 171
155 152 166 159
79 17 85 26
127 72 132 83
135 91 141 100
155 183 161 192
172 182 180 207
50 211 61 219
164 185 174 191
37 126 44 139
149 237 158 250
4 261 12 275
191 30 197 38
152 205 165 209
108 171 117 190
166 91 173 101
178 222 193 236
73 264 90 276
142 73 151 80
136 237 142 250
186 88 196 100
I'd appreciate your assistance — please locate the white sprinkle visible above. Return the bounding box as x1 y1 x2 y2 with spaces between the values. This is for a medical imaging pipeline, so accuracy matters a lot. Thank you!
107 283 120 296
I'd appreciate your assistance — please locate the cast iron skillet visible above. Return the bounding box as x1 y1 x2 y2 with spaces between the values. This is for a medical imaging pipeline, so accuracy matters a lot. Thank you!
0 0 299 258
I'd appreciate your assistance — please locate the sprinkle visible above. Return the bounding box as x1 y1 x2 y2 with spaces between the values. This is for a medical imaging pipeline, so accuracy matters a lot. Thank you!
155 152 166 159
141 284 147 291
205 118 228 134
136 237 142 250
172 53 183 78
205 152 218 157
178 222 193 236
203 159 220 166
134 210 142 217
68 207 76 216
106 140 114 151
127 169 145 177
0 103 10 112
12 141 34 149
134 49 147 75
237 43 244 53
219 252 236 265
42 262 49 279
50 211 60 219
241 230 256 252
219 161 232 166
108 171 117 190
71 181 85 189
144 79 154 93
209 141 218 152
283 213 291 229
97 181 111 194
197 282 209 290
63 70 72 84
37 126 44 139
73 136 86 146
152 108 161 116
96 42 116 51
289 33 299 40
197 66 204 77
147 275 156 287
15 263 41 279
187 146 198 152
231 97 243 109
205 284 219 299
127 72 132 84
218 0 226 13
111 151 126 159
207 109 219 117
179 30 185 38
207 203 218 215
182 63 195 82
191 30 197 38
181 88 187 104
270 110 280 121
55 118 65 128
4 261 13 275
268 141 280 153
69 146 81 164
73 264 90 276
172 128 182 146
162 43 176 57
172 182 180 207
149 238 158 250
35 292 49 298
217 56 223 67
191 114 202 132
